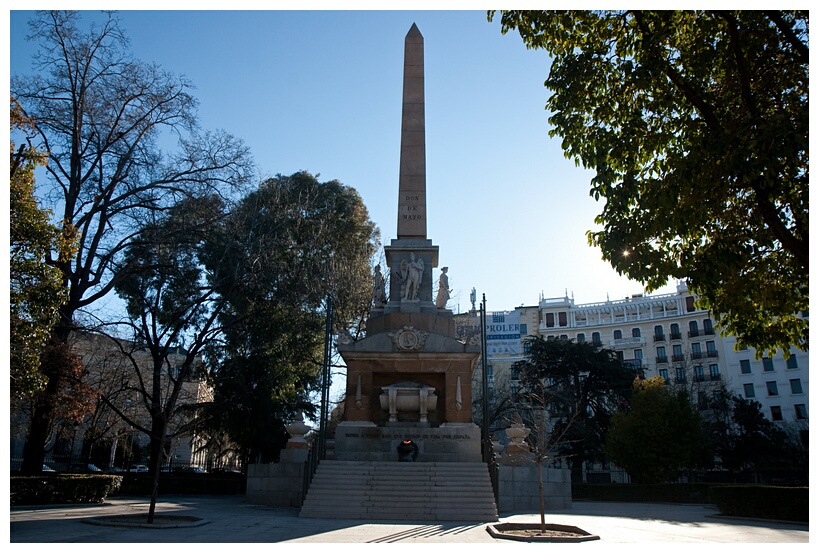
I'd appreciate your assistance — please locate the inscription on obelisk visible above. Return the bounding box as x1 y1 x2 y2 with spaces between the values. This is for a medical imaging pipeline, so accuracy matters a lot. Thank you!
397 23 426 239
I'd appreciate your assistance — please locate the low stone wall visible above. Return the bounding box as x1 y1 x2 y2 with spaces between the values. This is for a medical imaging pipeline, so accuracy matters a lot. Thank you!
246 449 306 508
497 464 572 513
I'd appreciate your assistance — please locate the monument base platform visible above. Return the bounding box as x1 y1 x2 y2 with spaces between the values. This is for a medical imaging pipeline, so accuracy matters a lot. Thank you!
333 421 482 462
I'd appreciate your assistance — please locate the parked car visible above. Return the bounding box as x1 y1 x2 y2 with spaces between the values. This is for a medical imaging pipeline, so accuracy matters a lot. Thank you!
173 465 206 473
210 467 242 475
106 466 125 473
129 464 149 472
69 463 104 473
42 464 55 472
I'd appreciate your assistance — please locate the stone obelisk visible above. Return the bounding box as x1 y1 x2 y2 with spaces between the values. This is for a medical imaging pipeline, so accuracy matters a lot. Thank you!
397 23 426 240
383 23 438 313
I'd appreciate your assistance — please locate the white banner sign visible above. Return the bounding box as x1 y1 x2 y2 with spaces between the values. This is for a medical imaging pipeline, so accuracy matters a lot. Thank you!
485 311 521 356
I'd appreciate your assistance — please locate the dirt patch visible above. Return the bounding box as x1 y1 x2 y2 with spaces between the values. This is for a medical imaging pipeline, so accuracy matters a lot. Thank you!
83 514 208 529
487 523 600 543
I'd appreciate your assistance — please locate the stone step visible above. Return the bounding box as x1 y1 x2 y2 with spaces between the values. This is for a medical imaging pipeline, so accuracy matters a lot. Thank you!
300 460 498 522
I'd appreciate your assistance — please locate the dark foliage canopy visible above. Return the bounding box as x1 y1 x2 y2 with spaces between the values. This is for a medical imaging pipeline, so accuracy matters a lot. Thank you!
491 11 808 356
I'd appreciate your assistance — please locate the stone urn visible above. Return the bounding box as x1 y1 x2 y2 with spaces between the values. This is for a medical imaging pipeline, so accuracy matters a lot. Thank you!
505 422 530 453
285 412 312 449
379 381 437 423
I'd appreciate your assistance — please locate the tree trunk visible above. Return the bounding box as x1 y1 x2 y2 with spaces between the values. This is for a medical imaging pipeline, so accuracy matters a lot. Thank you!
538 456 546 533
146 418 168 524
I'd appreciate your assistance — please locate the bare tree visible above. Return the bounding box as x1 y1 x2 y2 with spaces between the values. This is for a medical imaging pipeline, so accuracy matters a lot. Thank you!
12 10 253 474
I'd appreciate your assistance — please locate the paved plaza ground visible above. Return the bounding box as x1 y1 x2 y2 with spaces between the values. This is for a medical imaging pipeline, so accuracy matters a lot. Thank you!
9 494 809 545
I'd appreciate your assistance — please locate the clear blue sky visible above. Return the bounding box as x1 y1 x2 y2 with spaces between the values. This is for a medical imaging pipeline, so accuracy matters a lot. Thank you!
8 5 678 314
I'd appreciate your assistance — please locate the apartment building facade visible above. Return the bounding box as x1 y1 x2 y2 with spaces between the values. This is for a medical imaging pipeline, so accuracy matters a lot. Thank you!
463 282 808 429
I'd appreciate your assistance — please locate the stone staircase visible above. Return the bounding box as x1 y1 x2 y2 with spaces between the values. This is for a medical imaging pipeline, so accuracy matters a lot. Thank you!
299 460 498 521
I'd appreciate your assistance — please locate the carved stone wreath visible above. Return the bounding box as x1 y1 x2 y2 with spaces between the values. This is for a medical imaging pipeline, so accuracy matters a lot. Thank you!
388 325 428 351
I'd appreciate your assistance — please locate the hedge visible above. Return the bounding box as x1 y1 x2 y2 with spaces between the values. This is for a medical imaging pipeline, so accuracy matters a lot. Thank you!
710 485 808 523
572 483 713 503
11 474 122 506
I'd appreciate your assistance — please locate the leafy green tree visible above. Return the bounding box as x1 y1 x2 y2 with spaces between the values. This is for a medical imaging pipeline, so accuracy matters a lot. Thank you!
514 336 638 482
491 11 808 356
110 194 230 522
711 394 806 483
195 172 379 465
10 97 74 399
12 10 252 474
606 376 708 484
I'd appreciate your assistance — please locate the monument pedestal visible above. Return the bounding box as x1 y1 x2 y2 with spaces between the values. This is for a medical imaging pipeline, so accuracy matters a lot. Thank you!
334 421 481 462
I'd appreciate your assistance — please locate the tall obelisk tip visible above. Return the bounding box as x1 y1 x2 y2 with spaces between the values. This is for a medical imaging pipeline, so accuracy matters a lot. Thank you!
397 20 426 239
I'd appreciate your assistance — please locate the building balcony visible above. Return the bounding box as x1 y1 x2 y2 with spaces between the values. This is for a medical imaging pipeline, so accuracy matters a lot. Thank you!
612 337 645 348
688 330 700 337
670 332 682 340
691 352 703 360
656 356 668 364
672 354 685 362
707 351 718 358
653 335 666 343
710 374 721 381
704 328 715 335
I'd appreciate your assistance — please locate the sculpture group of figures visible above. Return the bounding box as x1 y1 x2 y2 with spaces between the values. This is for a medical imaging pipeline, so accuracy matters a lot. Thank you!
371 253 451 309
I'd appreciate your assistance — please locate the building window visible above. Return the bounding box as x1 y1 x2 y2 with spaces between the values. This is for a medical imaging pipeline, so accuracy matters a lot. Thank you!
685 296 696 312
697 391 707 410
762 357 774 372
790 379 803 394
706 341 717 357
510 382 520 395
577 333 585 343
659 368 669 383
632 328 641 338
743 383 755 398
616 351 624 361
794 404 807 420
487 365 494 383
709 364 720 380
653 325 664 341
740 359 751 374
694 366 705 382
634 349 643 360
656 346 667 364
592 332 601 346
558 312 568 327
689 321 699 337
493 313 505 323
511 366 520 380
523 341 531 354
670 323 681 340
786 356 798 369
545 313 555 328
738 344 748 351
560 334 568 340
770 406 783 421
676 367 686 383
672 344 684 362
766 381 779 396
691 342 702 359
520 323 528 335
613 329 622 340
703 318 714 335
